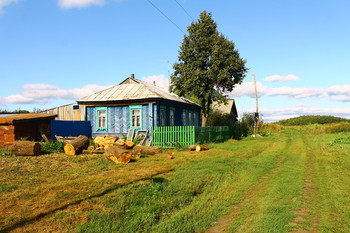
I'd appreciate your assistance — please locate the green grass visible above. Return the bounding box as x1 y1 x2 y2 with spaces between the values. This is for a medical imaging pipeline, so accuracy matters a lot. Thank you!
1 126 350 232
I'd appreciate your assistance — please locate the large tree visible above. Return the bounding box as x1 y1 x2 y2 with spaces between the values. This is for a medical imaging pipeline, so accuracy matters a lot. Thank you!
170 11 248 126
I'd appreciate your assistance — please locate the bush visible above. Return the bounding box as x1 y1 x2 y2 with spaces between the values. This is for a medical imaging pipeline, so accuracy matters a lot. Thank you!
41 141 66 154
206 110 237 126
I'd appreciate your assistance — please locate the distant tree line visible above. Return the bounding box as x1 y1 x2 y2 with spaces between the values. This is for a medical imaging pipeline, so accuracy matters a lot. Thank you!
277 115 350 126
0 108 44 114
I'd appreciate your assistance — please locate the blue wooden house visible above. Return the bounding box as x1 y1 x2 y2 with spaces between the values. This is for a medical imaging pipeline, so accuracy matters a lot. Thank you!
77 75 201 137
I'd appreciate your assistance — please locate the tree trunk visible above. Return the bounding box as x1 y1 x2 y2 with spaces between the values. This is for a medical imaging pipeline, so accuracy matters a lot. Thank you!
105 146 132 164
133 145 162 155
196 145 209 152
201 114 208 127
64 135 89 155
12 141 41 156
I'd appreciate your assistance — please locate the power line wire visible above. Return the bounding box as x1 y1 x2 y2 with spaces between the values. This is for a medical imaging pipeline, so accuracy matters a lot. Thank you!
174 0 194 21
146 0 186 34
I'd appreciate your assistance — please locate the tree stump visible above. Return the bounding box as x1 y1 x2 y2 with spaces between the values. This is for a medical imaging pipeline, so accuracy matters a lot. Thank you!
64 135 89 155
105 146 132 164
133 145 162 155
12 141 41 156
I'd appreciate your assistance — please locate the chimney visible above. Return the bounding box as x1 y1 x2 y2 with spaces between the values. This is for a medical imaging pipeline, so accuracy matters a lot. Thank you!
131 74 135 79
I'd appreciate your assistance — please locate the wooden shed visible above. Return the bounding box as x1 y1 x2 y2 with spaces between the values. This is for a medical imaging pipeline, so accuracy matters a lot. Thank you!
42 103 86 121
0 113 57 149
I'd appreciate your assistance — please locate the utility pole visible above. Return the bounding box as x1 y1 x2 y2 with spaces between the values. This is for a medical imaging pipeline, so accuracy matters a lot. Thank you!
253 72 259 137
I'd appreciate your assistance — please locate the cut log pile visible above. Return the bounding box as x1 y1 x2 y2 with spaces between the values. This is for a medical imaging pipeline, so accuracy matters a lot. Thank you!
93 135 119 150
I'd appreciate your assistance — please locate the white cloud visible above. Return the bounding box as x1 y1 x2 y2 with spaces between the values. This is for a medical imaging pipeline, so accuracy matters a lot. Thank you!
229 81 269 98
264 74 299 82
238 106 350 122
267 86 325 99
2 83 112 105
327 85 350 102
58 0 104 9
141 75 170 89
0 0 18 14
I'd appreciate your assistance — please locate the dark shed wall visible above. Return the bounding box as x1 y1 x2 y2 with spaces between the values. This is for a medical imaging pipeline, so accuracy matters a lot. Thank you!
153 103 201 127
0 119 52 149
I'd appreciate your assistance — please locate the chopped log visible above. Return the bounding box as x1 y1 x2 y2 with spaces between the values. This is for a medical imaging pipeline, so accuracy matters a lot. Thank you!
188 145 197 151
131 148 142 159
133 145 162 155
82 149 105 154
196 145 209 152
116 140 125 146
105 146 132 164
64 135 89 155
87 145 95 151
12 141 41 156
94 135 119 150
125 141 134 149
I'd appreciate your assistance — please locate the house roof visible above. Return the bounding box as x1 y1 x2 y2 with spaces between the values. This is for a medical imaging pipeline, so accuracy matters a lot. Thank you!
0 113 57 125
77 77 200 108
212 99 238 117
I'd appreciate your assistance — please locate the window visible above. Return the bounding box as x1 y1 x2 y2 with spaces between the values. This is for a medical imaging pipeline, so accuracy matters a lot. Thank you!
189 111 193 125
169 107 175 126
130 105 142 129
182 110 187 126
193 112 197 126
96 107 107 131
160 106 166 126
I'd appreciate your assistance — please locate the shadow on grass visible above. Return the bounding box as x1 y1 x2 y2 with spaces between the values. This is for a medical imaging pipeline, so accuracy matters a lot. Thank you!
0 169 174 233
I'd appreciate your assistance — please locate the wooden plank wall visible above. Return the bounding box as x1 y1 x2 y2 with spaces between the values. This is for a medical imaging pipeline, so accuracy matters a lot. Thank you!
86 104 153 137
43 104 86 121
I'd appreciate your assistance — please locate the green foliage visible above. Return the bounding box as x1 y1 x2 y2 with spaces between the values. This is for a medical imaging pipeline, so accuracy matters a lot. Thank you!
18 137 29 141
89 139 96 147
41 141 66 154
0 147 12 156
132 135 142 145
0 108 30 114
328 135 350 146
277 115 350 126
0 183 18 192
170 11 248 123
239 112 256 136
206 109 236 126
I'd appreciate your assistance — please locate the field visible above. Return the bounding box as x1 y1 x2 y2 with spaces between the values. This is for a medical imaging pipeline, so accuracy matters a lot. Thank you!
1 125 350 232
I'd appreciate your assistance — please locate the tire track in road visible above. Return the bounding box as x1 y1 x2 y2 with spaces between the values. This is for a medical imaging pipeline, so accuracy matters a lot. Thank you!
289 135 319 233
206 134 294 233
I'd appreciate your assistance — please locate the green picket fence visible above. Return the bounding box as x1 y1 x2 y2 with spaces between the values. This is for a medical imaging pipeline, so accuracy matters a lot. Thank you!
152 125 237 147
152 126 196 147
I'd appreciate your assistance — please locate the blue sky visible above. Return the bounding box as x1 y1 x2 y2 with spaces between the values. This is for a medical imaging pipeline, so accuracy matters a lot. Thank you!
0 0 349 121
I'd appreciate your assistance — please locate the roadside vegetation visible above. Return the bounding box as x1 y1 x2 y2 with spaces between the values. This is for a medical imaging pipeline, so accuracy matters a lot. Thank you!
1 121 350 232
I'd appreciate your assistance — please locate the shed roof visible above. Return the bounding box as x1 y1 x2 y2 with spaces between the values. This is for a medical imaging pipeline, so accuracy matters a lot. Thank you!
0 113 57 125
77 77 200 107
212 99 238 117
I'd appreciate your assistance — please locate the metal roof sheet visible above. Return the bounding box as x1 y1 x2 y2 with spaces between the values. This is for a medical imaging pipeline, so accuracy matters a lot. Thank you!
77 78 200 107
0 113 57 125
